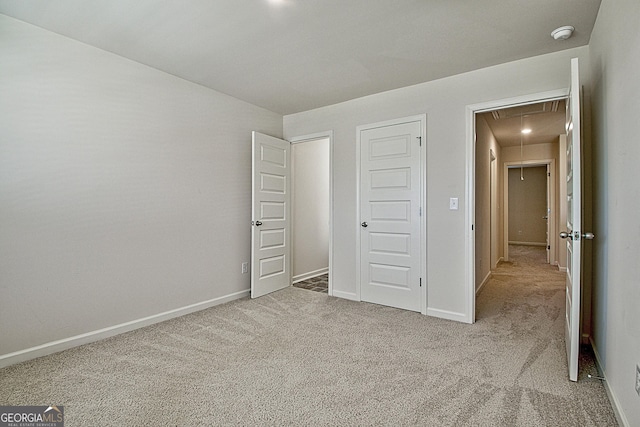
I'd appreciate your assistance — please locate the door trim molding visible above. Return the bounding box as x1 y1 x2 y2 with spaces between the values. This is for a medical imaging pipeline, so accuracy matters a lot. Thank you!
465 89 568 324
288 131 334 296
426 307 467 323
355 115 427 314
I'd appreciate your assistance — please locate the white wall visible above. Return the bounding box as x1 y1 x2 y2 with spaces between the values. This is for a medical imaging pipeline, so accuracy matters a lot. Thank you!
0 15 282 360
475 115 502 291
292 138 330 280
502 142 559 163
284 46 589 321
589 0 640 424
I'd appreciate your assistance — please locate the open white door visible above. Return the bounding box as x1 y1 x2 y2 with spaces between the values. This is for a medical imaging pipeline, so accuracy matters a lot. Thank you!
251 131 291 298
561 58 594 381
546 164 551 264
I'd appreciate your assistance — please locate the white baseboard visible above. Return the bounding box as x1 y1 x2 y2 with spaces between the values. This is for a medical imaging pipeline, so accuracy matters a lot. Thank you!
494 257 504 269
558 266 567 272
292 267 329 284
476 271 492 295
331 290 358 301
426 307 469 324
590 337 630 427
0 289 250 369
508 241 547 246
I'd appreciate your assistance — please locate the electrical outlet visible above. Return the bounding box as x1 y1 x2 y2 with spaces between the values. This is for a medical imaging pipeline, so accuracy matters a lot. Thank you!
635 364 640 396
241 262 249 274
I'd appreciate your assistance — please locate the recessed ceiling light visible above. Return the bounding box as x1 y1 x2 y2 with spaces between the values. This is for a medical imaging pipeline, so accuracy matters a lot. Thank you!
521 128 532 134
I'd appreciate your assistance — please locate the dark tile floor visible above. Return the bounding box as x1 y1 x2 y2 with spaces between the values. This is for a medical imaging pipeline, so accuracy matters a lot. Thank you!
293 274 328 293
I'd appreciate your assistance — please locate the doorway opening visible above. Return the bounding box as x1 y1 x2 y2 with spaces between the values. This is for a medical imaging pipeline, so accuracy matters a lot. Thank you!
504 163 555 265
509 165 548 254
466 91 569 322
289 133 332 295
467 58 586 381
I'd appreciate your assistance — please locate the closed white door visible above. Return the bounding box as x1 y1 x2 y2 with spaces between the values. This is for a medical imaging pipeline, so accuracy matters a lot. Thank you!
359 120 422 312
251 131 291 298
562 58 594 381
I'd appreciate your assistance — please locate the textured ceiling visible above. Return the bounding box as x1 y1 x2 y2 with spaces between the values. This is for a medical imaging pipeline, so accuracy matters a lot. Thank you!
0 0 601 115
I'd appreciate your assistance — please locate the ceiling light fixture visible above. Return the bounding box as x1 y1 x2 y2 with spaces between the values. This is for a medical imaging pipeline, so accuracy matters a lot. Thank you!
551 26 575 41
521 128 532 134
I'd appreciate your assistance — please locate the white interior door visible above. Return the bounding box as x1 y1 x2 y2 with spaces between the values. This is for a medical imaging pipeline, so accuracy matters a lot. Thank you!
562 58 593 381
251 131 291 298
360 120 422 312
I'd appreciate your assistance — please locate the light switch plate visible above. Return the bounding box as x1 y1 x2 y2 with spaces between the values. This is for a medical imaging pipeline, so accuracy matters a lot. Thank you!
449 197 459 210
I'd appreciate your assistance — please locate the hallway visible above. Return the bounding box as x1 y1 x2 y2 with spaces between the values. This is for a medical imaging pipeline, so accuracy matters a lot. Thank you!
478 244 564 322
474 245 617 425
477 244 565 331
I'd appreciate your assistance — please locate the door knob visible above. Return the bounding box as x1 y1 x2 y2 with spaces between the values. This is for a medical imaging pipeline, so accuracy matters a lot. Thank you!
560 231 594 240
255 221 263 226
361 222 368 228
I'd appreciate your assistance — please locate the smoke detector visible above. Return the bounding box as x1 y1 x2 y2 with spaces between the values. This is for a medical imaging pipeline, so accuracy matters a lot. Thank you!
551 26 575 40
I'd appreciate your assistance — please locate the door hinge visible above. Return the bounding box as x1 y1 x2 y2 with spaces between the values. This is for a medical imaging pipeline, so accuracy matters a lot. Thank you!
417 136 422 146
419 207 422 216
420 278 422 287
548 245 551 250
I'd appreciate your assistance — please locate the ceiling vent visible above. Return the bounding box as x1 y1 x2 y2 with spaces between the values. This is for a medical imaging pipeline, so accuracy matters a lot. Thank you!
490 100 561 120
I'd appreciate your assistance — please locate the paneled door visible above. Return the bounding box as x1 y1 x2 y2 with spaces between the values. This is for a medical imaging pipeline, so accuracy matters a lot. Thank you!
251 131 291 298
561 58 594 381
359 119 422 312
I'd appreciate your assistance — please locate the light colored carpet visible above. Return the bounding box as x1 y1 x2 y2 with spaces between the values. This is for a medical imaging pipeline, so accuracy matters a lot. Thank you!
0 246 617 426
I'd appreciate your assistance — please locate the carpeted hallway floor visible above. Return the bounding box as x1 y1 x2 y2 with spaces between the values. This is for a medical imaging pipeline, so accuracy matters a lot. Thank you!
0 246 617 426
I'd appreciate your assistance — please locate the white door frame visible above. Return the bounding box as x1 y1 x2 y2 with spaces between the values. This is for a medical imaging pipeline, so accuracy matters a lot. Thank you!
465 89 568 323
288 131 334 296
490 149 498 270
356 115 427 314
503 160 556 265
